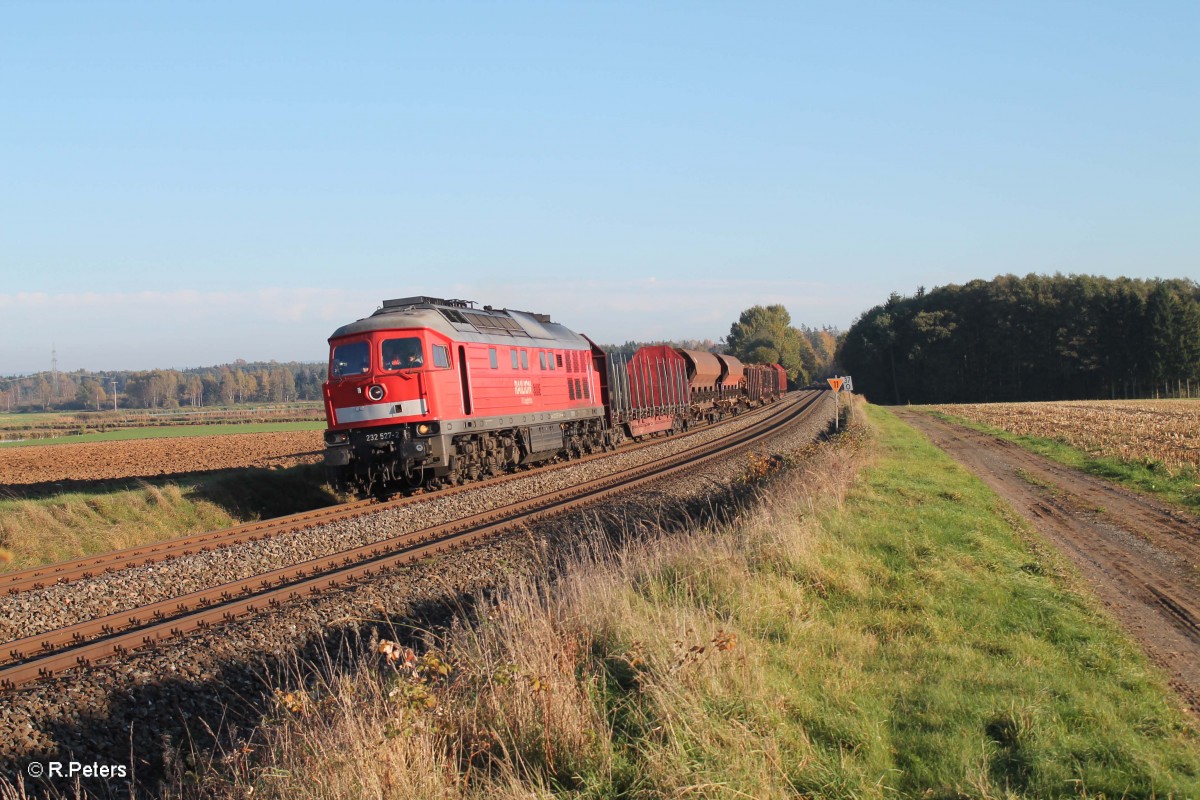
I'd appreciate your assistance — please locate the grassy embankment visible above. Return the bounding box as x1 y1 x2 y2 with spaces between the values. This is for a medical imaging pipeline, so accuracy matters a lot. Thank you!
0 466 338 572
922 410 1200 513
179 403 1200 799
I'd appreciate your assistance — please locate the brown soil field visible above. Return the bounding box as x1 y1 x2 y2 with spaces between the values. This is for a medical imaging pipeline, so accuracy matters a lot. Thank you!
0 431 324 488
923 399 1200 473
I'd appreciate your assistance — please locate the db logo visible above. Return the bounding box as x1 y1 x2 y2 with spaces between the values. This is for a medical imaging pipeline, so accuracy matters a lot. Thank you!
513 380 533 396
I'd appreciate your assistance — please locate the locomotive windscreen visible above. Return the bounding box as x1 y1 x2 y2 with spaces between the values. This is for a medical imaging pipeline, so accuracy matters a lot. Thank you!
331 341 369 377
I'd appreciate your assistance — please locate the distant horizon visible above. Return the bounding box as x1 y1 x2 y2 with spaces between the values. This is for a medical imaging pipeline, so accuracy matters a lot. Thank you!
4 2 1196 374
0 329 757 379
5 270 1199 377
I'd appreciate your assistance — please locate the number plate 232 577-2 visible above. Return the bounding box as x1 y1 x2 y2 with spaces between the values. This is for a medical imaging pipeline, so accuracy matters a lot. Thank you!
363 430 400 443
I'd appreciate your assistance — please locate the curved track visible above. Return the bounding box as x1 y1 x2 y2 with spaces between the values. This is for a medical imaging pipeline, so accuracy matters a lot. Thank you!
0 398 793 597
0 391 822 690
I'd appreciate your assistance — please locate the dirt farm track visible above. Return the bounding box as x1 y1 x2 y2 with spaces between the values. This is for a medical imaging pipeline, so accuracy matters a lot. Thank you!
897 408 1200 715
0 431 323 488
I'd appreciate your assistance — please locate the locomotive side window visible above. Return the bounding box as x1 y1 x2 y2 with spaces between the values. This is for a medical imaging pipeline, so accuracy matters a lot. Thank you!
432 345 450 369
520 350 529 370
538 352 546 370
331 341 370 377
382 337 424 370
489 348 498 369
511 350 519 369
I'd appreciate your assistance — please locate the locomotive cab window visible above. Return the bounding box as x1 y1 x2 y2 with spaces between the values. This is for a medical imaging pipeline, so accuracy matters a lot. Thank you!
432 345 450 369
382 337 424 370
331 341 370 377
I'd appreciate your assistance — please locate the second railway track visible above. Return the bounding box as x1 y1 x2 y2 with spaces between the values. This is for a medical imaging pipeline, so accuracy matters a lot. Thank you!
1 395 793 597
1 391 824 691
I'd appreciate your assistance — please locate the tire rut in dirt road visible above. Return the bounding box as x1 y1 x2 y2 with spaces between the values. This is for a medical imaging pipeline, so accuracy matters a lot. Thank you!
895 408 1200 715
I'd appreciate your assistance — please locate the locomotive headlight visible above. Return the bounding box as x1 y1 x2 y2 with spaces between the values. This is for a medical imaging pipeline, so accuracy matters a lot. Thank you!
366 384 385 402
416 423 431 435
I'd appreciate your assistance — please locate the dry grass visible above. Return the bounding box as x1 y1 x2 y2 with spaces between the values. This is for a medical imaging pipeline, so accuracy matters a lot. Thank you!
924 399 1200 474
0 466 338 574
171 424 871 800
0 483 235 572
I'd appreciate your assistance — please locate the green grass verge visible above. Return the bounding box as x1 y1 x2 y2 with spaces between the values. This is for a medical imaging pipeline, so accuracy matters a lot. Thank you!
588 405 1200 796
0 465 339 572
922 409 1200 513
0 420 325 447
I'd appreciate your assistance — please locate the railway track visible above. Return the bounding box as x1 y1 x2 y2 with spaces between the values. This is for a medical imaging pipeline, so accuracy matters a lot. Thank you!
0 397 792 598
0 391 821 691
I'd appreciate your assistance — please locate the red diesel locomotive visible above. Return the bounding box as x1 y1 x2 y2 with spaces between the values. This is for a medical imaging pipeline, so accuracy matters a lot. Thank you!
322 296 787 496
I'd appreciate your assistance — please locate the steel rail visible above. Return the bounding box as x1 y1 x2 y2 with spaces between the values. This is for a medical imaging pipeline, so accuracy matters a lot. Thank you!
0 397 790 596
0 391 821 690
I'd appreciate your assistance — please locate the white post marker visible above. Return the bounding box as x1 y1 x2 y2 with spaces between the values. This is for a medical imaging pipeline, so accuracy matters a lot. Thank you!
827 377 844 430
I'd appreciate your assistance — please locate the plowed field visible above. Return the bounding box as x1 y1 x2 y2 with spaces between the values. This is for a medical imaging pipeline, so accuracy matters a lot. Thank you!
0 431 324 487
924 399 1200 473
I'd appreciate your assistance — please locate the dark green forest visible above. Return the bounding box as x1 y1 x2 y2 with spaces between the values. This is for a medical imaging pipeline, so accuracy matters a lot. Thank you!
839 274 1200 405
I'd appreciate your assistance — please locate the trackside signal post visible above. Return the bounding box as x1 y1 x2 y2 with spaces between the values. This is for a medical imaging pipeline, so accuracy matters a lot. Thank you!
827 377 844 430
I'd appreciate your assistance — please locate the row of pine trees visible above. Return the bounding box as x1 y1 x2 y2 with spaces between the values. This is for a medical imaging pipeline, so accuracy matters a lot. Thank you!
839 274 1200 404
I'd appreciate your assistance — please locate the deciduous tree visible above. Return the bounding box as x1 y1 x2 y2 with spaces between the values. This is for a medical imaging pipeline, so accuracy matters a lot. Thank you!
725 305 817 385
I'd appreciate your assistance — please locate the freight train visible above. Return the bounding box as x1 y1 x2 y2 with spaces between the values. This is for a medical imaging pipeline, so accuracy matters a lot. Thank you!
321 296 788 497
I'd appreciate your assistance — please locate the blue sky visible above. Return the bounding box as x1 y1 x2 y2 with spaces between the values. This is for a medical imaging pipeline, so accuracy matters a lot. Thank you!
2 1 1197 373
